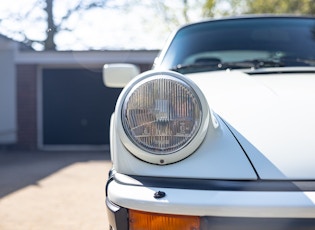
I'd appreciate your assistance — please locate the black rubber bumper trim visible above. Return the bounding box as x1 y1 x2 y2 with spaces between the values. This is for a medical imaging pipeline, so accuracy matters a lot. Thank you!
200 216 315 230
106 197 128 230
114 173 315 192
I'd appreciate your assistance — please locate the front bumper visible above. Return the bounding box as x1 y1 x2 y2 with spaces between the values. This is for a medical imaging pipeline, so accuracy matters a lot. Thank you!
106 198 128 230
106 173 315 229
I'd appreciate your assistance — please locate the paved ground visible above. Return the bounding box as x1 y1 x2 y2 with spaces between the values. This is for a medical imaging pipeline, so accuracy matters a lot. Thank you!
0 150 112 230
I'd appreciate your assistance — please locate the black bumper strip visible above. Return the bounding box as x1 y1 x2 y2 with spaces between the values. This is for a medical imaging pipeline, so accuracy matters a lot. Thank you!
114 173 315 191
200 216 315 230
106 198 128 230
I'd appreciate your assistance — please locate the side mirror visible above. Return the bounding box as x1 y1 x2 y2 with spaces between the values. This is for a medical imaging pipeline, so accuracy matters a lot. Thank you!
103 63 140 88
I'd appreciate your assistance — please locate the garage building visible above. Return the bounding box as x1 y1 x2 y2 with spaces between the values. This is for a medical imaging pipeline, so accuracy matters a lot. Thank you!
0 36 158 150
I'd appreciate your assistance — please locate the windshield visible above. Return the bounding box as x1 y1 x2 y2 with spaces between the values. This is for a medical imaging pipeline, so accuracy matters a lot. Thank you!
157 17 315 73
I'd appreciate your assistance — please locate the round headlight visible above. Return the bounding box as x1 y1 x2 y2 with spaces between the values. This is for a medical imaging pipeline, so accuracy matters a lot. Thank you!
118 71 209 164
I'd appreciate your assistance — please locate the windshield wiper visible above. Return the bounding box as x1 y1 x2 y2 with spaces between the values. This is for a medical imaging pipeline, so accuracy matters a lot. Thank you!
222 59 284 69
171 59 283 74
280 57 315 66
170 63 220 73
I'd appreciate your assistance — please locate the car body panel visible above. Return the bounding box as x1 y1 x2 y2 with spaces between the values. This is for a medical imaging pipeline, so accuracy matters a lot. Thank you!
188 69 315 179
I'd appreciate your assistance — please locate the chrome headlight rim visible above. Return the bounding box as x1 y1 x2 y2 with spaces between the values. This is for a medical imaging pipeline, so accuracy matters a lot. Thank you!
115 70 209 165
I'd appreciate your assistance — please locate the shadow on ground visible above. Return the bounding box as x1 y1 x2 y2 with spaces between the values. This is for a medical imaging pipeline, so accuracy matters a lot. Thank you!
0 150 110 198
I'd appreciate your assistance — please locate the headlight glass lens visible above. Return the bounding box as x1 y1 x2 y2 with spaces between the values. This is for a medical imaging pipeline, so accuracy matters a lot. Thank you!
122 75 202 155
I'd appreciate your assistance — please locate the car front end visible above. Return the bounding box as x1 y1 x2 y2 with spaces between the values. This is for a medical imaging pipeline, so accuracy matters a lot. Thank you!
104 15 315 230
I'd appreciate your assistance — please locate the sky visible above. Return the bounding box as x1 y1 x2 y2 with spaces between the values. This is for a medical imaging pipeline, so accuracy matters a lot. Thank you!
0 0 206 50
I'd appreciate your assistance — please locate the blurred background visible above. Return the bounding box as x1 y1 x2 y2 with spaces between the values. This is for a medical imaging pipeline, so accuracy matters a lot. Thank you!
0 0 314 152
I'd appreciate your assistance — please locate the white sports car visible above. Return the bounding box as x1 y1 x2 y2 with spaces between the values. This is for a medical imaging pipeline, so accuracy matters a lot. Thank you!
104 16 315 230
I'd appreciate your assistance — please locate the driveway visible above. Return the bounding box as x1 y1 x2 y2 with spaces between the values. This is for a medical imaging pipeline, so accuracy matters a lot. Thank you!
0 150 112 230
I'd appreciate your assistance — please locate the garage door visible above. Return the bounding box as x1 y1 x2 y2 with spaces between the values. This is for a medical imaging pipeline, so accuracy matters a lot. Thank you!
42 68 121 149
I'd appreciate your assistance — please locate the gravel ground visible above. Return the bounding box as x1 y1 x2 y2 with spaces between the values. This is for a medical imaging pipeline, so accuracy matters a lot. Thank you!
0 151 112 230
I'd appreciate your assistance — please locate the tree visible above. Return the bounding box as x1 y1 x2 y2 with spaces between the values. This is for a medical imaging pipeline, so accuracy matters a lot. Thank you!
0 0 214 50
246 0 315 15
202 0 315 17
0 0 116 50
44 0 113 50
202 0 247 18
134 0 207 31
45 0 55 50
202 0 216 17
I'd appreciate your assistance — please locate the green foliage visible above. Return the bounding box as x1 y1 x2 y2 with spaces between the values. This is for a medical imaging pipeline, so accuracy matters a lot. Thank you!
246 0 315 15
202 0 216 17
202 0 248 17
201 0 315 17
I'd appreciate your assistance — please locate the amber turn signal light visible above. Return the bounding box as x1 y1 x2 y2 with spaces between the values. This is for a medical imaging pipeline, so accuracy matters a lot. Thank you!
129 209 200 230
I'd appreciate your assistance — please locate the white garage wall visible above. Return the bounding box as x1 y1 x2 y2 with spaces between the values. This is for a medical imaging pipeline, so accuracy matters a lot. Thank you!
0 40 17 144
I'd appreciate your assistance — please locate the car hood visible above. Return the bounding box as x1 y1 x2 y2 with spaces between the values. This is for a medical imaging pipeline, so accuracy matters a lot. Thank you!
188 69 315 180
